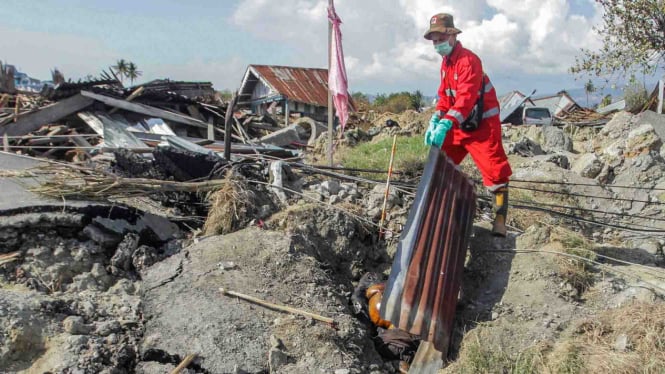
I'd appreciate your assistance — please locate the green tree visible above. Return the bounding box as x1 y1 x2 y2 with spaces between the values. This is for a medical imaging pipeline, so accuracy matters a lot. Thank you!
571 0 665 78
584 79 596 107
113 59 128 83
351 92 370 111
600 94 613 107
126 62 142 85
410 90 423 111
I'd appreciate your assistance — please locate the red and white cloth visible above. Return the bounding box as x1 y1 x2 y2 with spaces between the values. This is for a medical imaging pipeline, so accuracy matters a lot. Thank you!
328 1 349 132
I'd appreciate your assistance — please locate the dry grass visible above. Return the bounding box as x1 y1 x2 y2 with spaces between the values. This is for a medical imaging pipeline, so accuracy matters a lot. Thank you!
202 172 251 236
549 227 597 294
443 327 547 374
574 302 665 373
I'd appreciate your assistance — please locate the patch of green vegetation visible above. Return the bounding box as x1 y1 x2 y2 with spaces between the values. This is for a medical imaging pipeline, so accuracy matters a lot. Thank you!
554 229 597 294
339 135 429 179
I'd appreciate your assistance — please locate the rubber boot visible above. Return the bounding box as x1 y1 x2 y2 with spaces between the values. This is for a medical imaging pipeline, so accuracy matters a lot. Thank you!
492 187 508 237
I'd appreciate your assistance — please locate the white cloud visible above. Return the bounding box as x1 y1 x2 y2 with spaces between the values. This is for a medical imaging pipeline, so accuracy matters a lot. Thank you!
232 0 603 92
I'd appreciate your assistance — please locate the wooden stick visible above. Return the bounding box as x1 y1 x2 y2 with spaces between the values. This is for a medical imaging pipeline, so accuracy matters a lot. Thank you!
13 95 20 122
3 133 8 152
379 135 398 238
219 287 336 326
109 86 144 114
0 251 21 266
170 354 196 374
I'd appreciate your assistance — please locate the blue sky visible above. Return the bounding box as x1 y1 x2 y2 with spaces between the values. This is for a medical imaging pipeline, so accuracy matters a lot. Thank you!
0 0 636 99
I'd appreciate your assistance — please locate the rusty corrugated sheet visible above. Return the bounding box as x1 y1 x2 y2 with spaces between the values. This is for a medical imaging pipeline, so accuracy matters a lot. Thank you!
381 147 476 363
251 65 329 107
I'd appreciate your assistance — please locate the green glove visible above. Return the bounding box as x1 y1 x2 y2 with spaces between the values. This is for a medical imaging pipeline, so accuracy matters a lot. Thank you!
424 113 440 146
427 118 453 147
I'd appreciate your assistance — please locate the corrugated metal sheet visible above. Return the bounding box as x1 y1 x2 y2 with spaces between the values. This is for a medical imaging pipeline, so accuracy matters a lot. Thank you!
251 65 330 107
381 147 477 364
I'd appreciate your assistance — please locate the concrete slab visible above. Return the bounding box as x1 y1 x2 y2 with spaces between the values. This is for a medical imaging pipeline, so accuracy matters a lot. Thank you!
0 152 101 213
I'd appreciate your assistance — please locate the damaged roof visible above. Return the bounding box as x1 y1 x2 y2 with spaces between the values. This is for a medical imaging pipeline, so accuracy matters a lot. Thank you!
240 65 330 107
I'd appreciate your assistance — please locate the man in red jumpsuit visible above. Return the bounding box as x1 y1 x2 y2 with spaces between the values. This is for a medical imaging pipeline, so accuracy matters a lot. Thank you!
423 13 512 237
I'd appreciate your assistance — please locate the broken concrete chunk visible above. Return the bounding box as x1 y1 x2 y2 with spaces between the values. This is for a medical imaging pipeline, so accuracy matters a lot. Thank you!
572 153 603 179
95 320 121 337
268 347 289 373
63 316 92 335
132 245 159 271
321 180 341 196
82 224 122 250
110 234 140 276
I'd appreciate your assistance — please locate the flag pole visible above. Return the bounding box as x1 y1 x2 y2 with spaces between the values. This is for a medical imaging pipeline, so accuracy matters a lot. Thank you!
327 0 334 167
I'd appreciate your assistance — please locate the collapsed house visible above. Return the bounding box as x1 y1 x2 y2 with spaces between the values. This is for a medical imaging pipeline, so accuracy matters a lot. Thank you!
237 64 355 125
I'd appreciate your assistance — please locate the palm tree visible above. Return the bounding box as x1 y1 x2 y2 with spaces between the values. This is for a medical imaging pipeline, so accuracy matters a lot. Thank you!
584 79 596 107
113 59 128 83
126 62 142 86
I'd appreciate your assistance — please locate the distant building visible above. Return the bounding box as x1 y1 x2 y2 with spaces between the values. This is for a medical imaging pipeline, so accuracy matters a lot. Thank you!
237 64 354 123
11 66 47 92
530 91 581 117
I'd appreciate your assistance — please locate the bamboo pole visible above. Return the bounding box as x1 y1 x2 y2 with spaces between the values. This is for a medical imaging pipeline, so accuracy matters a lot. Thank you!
219 287 336 327
327 0 333 167
170 354 196 374
379 135 398 238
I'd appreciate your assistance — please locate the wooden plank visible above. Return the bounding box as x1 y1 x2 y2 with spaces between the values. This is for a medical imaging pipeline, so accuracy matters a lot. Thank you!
0 94 94 136
80 90 208 129
109 86 145 115
224 91 238 160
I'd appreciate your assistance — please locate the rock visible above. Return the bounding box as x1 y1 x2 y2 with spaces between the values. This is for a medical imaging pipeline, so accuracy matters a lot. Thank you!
132 245 159 271
540 126 573 152
110 233 140 276
508 137 544 157
367 185 401 211
335 370 351 374
268 347 289 372
614 333 630 352
321 180 341 196
63 316 92 335
633 110 665 141
260 125 301 147
95 320 121 337
81 224 122 250
625 124 663 157
491 312 500 320
572 153 603 179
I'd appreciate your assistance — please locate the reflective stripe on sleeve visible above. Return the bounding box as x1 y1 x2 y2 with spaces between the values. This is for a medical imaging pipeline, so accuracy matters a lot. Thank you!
482 106 500 119
446 109 465 123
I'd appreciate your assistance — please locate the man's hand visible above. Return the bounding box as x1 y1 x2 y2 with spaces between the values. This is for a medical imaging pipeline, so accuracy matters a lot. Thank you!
425 116 453 147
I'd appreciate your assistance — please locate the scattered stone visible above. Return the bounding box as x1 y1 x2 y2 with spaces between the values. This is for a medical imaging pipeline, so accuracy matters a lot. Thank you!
219 261 237 271
614 333 630 352
268 348 289 373
63 316 92 335
132 245 159 271
572 153 603 178
321 180 341 196
110 233 140 276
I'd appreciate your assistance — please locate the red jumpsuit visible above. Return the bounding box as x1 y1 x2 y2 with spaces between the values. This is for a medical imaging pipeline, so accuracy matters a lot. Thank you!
436 42 512 189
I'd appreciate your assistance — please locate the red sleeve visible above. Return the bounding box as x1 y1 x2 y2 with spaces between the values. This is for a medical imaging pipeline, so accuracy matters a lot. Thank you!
443 56 482 127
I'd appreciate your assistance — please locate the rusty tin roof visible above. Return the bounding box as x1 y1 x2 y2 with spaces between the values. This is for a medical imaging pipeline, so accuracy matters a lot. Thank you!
250 65 330 107
381 147 477 359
